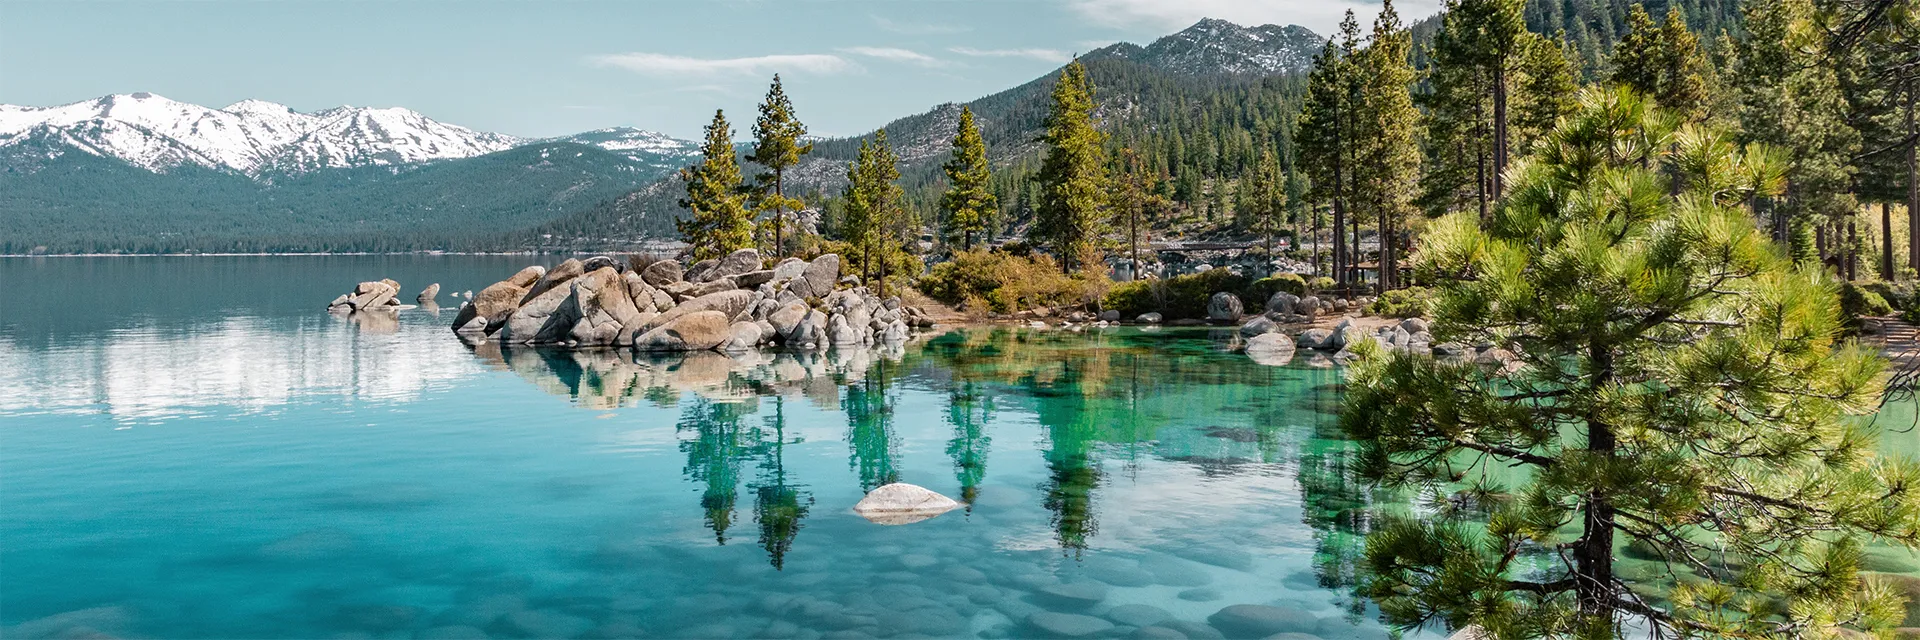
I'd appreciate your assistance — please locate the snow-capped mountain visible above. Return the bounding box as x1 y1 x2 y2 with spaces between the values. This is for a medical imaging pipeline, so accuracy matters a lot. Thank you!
1087 18 1322 76
546 127 702 170
0 93 696 178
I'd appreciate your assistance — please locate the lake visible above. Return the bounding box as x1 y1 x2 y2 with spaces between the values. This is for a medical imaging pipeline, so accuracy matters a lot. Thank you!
3 256 1914 640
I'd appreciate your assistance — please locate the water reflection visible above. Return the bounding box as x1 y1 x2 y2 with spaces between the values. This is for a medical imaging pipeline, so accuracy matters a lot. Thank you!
476 328 1357 569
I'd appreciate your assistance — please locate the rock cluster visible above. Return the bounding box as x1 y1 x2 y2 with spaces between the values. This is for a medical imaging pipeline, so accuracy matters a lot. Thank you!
327 279 416 313
449 250 937 352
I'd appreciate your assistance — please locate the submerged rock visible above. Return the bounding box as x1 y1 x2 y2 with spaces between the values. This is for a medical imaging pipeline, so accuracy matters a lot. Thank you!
1207 604 1318 638
852 483 961 525
1026 612 1114 638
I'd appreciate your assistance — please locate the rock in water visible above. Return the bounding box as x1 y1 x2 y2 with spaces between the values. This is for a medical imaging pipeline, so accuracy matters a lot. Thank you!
1244 333 1296 366
1207 292 1243 322
1135 312 1164 325
632 310 732 351
1206 604 1318 638
1239 315 1279 338
416 283 440 304
795 254 841 298
640 259 684 287
852 483 961 525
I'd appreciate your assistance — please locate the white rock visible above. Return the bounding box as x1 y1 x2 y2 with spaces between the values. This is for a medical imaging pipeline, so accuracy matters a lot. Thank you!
853 483 961 525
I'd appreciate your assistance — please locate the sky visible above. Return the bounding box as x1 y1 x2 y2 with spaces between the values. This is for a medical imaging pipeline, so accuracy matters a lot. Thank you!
0 0 1440 141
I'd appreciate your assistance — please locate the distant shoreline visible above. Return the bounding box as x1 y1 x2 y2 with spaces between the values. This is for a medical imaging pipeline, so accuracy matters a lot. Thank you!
0 251 561 258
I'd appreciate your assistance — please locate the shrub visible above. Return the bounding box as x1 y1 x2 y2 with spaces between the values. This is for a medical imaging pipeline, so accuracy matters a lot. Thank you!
1841 284 1895 319
1246 273 1308 304
1860 281 1916 313
1103 268 1248 319
920 249 1103 314
1365 286 1433 318
1309 276 1337 294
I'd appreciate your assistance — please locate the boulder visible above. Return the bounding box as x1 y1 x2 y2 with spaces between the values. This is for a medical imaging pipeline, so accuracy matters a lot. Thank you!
785 309 828 350
852 483 961 525
1207 292 1244 322
795 254 842 298
684 258 720 283
879 319 909 344
580 255 618 273
344 280 400 311
1297 328 1334 350
522 258 585 304
640 259 684 287
688 276 740 298
503 283 582 344
639 289 756 333
1265 291 1300 315
1244 333 1296 366
416 283 440 304
1400 317 1431 334
1135 312 1164 325
632 310 732 351
621 272 659 313
771 257 809 281
721 321 765 352
1239 316 1280 338
504 265 546 289
735 269 777 288
827 313 864 346
1098 310 1121 322
710 248 763 281
1206 604 1318 639
569 268 643 346
469 280 530 330
1025 612 1114 638
768 301 811 337
1294 295 1321 317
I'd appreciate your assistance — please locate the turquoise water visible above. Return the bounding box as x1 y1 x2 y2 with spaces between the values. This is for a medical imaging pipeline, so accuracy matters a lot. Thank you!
0 256 1427 640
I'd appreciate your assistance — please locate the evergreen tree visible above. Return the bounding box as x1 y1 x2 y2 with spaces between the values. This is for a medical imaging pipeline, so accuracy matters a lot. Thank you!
940 106 997 252
678 109 753 262
750 75 813 258
1420 0 1529 218
1347 88 1920 638
1299 14 1363 286
1247 147 1289 259
1353 0 1424 290
1034 60 1109 274
1110 148 1167 280
1511 31 1581 151
1735 0 1861 262
842 130 905 292
1609 4 1711 120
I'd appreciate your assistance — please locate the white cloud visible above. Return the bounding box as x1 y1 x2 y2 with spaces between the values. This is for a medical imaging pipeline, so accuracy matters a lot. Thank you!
838 46 947 67
586 52 856 76
871 15 973 35
949 47 1074 63
1062 0 1443 36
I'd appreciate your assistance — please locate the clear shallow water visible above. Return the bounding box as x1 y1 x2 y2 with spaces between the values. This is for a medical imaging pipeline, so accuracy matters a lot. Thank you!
3 256 1912 640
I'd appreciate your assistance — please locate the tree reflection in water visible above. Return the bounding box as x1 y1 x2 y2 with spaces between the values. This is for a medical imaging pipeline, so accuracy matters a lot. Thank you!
677 398 751 545
945 381 992 509
749 397 811 570
844 357 902 492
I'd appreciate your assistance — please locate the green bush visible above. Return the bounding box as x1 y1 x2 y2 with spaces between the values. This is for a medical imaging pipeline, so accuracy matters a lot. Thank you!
1246 273 1308 304
1309 276 1337 294
1365 286 1433 318
1841 284 1895 318
1861 281 1916 313
919 249 1103 314
1103 268 1248 319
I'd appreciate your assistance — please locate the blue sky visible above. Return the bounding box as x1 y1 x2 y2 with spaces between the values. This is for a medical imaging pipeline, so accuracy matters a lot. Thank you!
0 0 1436 140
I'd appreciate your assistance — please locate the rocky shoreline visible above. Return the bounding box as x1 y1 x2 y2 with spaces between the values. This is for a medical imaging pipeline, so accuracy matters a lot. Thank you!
441 250 936 352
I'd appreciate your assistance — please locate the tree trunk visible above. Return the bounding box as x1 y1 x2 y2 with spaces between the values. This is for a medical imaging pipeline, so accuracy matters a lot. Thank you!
1578 342 1618 625
1848 219 1858 281
1883 201 1895 280
773 169 786 258
1493 66 1509 199
1909 81 1918 278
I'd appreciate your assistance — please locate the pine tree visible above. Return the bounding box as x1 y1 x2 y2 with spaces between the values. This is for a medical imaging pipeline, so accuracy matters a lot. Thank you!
749 75 813 258
1347 88 1920 638
940 106 997 252
1511 31 1580 151
1353 0 1423 290
1735 0 1861 262
1110 148 1168 280
842 130 905 293
1299 13 1363 287
1250 148 1289 260
1419 0 1529 218
678 109 753 262
1034 60 1109 274
1610 4 1711 120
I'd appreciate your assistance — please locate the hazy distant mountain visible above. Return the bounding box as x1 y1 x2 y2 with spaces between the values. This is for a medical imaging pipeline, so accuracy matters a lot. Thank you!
1086 18 1322 76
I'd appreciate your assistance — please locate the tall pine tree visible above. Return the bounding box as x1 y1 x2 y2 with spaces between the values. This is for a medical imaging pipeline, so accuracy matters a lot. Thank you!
749 75 813 258
1034 60 1109 274
679 109 753 262
1735 0 1861 263
1298 13 1363 287
843 130 906 294
1610 4 1711 120
1353 0 1424 290
940 106 997 252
